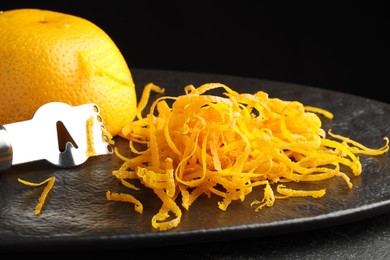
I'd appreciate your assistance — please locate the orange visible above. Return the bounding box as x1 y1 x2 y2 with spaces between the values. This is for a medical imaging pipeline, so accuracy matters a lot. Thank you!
0 8 137 137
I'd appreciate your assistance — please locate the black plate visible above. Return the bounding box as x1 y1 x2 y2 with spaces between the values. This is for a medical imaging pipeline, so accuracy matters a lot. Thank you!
1 68 390 251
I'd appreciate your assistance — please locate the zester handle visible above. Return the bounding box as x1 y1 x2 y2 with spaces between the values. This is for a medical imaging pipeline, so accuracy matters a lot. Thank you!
0 125 13 171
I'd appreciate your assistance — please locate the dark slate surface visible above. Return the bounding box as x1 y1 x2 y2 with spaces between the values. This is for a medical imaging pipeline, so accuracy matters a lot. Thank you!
1 69 390 259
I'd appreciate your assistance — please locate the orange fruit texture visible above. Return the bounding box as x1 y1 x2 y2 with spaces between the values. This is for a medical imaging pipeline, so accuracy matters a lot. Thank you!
0 8 137 137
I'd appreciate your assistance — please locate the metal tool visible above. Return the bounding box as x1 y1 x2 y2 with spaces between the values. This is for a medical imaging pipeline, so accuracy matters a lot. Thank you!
0 102 113 172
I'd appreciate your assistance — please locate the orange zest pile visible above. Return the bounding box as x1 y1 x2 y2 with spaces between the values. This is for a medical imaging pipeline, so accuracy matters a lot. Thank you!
107 82 389 231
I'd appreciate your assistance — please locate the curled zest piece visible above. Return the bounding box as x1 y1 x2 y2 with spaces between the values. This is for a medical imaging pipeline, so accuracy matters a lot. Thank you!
304 105 334 120
18 176 56 215
250 181 275 212
110 82 389 231
106 191 143 214
275 184 326 199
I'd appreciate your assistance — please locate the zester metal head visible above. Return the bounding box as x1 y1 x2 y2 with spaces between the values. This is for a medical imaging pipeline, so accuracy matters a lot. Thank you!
0 102 113 171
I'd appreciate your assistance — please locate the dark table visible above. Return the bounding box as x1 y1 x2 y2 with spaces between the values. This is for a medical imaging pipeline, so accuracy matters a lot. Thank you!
81 213 390 259
6 213 390 259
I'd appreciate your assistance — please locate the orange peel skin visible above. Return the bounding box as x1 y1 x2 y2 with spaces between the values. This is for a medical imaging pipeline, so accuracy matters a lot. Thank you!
109 82 389 231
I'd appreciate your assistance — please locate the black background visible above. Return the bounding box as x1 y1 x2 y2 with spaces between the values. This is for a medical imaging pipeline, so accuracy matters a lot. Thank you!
1 1 388 104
